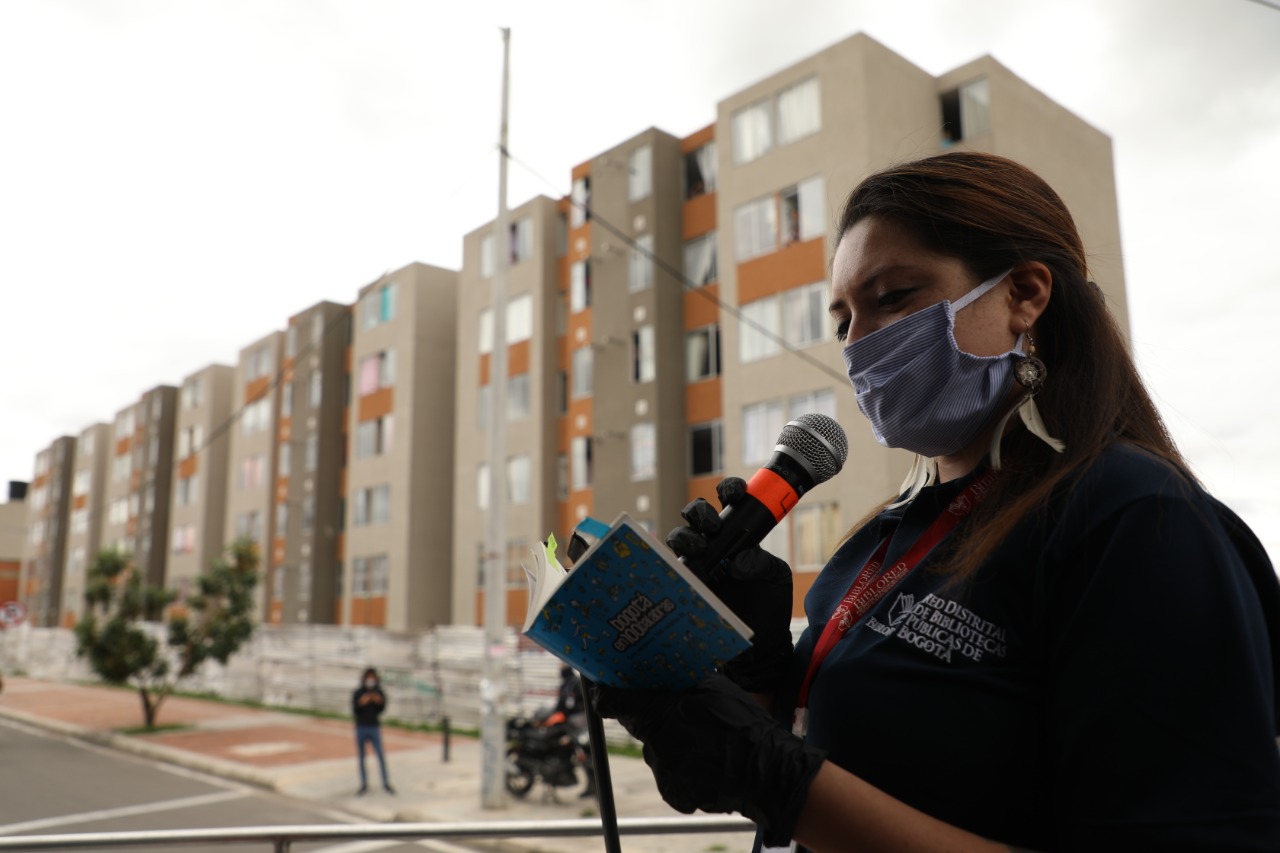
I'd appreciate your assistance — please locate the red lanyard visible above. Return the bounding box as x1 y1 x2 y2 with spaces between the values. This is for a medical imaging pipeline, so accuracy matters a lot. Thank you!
793 468 997 731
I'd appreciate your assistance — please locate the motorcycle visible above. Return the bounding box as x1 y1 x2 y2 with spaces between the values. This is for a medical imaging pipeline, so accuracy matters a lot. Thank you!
505 707 591 800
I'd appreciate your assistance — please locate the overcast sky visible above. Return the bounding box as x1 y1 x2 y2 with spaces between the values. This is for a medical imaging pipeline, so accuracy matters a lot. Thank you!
2 0 1278 563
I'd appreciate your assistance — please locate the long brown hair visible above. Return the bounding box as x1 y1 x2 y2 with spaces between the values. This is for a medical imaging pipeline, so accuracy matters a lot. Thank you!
838 151 1189 580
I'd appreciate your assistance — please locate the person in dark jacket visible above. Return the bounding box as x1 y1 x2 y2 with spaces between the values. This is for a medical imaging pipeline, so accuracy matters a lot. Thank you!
352 666 394 795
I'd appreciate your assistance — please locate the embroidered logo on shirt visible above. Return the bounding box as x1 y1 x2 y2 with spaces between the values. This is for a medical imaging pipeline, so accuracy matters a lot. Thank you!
865 593 1008 663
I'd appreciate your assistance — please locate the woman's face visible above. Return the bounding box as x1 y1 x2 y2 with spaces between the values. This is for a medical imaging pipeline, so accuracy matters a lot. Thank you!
829 216 1018 356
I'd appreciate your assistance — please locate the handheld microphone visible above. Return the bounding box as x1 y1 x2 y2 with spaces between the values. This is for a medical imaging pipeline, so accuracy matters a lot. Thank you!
695 413 848 577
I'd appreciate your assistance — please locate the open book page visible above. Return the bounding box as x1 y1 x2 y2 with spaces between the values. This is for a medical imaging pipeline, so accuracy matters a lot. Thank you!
521 512 753 689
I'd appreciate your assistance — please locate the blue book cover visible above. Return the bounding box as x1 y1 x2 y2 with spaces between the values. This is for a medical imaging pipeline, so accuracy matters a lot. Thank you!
521 513 753 689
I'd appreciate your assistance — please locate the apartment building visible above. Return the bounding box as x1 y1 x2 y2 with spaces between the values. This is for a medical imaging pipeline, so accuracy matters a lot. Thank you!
453 32 1127 625
60 422 110 625
99 386 178 592
0 483 27 605
223 332 283 620
270 301 349 625
343 263 458 630
20 437 75 626
167 365 234 601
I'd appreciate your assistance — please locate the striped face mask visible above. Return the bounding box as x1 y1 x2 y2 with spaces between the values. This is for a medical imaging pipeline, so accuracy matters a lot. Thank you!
842 270 1023 458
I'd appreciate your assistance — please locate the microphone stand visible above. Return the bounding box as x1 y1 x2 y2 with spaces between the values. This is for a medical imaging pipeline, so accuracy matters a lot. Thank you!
583 678 623 853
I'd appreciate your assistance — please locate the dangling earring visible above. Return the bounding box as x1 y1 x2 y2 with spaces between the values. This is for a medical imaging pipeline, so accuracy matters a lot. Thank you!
990 325 1065 469
1013 331 1047 393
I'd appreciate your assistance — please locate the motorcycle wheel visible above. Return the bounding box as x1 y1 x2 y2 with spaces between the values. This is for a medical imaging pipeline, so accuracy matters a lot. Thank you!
505 747 535 798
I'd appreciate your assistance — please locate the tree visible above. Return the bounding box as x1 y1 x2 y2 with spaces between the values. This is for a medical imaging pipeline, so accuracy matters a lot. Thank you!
75 540 260 729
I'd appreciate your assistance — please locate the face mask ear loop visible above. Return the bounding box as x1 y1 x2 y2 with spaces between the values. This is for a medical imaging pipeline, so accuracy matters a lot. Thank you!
888 453 938 509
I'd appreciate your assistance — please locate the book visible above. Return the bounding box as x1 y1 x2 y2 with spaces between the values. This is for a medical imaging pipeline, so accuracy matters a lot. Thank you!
521 513 753 689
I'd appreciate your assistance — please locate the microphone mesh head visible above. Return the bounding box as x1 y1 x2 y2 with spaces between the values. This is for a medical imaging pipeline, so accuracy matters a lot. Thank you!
778 413 848 485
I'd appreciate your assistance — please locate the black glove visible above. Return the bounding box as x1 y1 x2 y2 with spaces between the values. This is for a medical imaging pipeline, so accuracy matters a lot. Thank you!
592 673 825 847
667 478 795 694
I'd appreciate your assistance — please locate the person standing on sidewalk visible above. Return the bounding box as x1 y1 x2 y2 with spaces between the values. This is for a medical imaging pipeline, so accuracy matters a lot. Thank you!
352 667 394 795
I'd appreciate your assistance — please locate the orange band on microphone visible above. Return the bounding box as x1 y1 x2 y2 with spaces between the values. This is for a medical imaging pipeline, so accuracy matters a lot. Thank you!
746 468 799 522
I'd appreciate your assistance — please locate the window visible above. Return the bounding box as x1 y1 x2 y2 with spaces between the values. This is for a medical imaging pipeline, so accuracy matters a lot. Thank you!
278 447 291 476
556 453 568 500
353 485 390 526
790 503 841 571
740 296 782 362
787 391 836 427
628 144 652 201
689 421 724 477
782 282 831 347
732 99 773 164
633 325 655 383
570 176 591 227
507 455 531 504
684 142 717 198
285 325 298 358
686 325 721 382
181 378 202 410
742 400 786 465
281 383 293 418
683 232 718 287
941 78 990 144
311 311 325 345
630 422 656 480
779 176 826 245
308 371 322 408
175 474 198 507
358 350 395 396
477 384 491 430
571 346 593 399
556 371 568 416
478 294 534 351
570 436 593 491
476 463 490 509
301 496 315 534
176 425 202 459
170 524 196 555
629 234 653 292
305 433 318 472
777 77 821 145
81 429 96 456
508 374 530 421
275 502 289 536
238 455 265 490
734 196 777 261
355 415 394 457
509 217 533 263
570 260 591 311
480 233 495 278
361 283 398 328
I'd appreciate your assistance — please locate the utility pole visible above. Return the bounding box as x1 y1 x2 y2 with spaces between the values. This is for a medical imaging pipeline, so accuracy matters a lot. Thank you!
480 25 511 811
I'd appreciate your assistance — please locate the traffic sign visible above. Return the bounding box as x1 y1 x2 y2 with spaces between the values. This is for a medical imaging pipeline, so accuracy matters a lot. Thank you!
0 601 28 626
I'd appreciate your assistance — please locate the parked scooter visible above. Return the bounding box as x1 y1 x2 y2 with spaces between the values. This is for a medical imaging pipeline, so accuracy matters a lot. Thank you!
505 707 591 800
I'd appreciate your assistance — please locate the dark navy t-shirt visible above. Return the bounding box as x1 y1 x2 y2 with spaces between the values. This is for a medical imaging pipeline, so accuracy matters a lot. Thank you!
786 443 1280 851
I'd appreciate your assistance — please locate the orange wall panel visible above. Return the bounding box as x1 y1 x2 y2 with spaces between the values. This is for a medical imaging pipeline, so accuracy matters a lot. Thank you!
509 340 530 375
793 571 820 617
737 237 827 304
685 476 720 507
683 284 720 330
368 597 387 627
178 454 198 479
685 380 722 425
681 192 717 241
478 353 489 386
680 123 715 153
357 387 394 423
72 494 87 511
246 376 270 404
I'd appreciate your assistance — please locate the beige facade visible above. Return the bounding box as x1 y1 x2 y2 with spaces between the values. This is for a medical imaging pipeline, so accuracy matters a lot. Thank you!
452 32 1128 624
0 484 27 607
61 422 110 625
167 365 234 599
18 437 75 626
223 332 283 620
269 301 349 625
344 263 458 631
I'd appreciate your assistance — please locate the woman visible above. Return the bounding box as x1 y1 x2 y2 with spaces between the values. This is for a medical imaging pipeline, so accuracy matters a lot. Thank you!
594 152 1280 852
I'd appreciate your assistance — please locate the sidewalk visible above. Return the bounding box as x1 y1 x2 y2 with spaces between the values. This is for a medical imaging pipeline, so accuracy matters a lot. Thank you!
0 676 755 853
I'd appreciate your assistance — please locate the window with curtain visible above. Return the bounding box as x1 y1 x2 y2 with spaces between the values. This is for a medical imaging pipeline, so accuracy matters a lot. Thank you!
782 281 831 347
684 142 717 198
685 325 721 382
633 325 655 383
509 217 533 263
571 435 593 491
630 234 654 292
731 100 772 163
683 231 718 287
507 455 532 504
777 77 821 145
742 399 786 465
628 145 652 201
789 388 836 421
571 260 591 311
631 422 656 480
739 296 782 362
507 374 530 421
480 233 495 278
570 176 591 227
477 463 490 509
734 197 777 261
571 346 593 399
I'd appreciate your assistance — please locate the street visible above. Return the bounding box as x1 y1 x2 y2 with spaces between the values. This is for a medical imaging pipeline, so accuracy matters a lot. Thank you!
0 719 482 853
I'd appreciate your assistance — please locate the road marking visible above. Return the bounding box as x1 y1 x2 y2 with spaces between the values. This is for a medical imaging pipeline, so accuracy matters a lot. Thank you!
0 789 250 835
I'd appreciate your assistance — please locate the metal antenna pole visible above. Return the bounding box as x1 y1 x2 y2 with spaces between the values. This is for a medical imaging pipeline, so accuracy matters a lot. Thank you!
480 25 512 811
